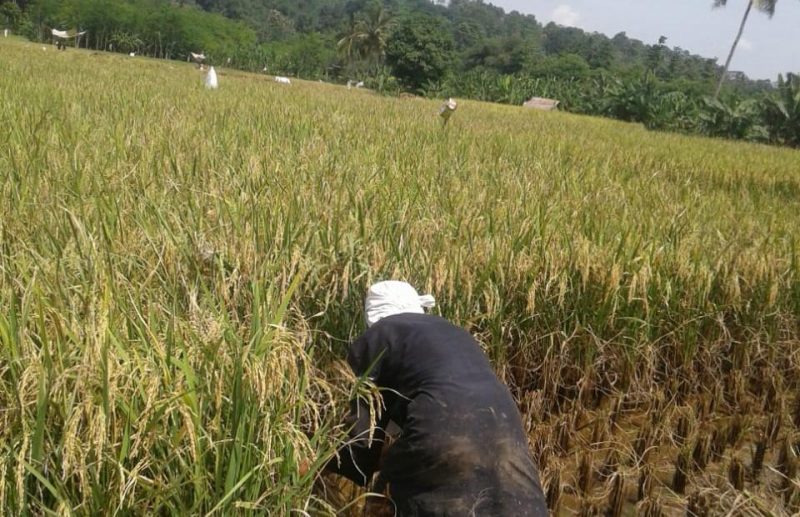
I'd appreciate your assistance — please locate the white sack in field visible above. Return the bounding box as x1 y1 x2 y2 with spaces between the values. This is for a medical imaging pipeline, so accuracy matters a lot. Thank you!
205 66 218 89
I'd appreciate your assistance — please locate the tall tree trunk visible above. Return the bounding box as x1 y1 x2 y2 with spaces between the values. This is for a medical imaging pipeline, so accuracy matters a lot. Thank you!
715 0 753 99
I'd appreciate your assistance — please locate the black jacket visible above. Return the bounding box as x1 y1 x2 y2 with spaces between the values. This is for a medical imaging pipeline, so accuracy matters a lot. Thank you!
326 313 547 517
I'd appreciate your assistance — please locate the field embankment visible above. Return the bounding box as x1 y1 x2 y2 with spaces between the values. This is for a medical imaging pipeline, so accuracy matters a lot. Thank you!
1 39 799 515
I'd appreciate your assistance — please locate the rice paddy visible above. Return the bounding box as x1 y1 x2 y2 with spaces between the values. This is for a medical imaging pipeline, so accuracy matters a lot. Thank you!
1 37 799 515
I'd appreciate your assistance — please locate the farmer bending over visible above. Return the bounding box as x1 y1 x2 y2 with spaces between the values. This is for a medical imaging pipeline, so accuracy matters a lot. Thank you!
325 281 547 516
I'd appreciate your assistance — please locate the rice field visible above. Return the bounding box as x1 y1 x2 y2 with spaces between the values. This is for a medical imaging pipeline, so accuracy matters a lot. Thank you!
1 37 799 515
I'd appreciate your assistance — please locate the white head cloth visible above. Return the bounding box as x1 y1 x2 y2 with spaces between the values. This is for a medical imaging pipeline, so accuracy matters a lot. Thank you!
364 281 435 327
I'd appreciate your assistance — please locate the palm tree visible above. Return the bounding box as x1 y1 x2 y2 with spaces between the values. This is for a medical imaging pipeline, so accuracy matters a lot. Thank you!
337 6 394 75
712 0 778 98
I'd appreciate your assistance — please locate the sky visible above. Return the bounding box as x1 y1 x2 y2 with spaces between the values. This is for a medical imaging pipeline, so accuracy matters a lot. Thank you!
489 0 800 80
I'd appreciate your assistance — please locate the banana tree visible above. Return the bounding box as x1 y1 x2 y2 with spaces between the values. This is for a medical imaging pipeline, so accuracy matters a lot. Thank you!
762 73 800 146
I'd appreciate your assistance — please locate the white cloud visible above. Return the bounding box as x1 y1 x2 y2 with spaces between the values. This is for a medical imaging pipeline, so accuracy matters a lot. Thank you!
738 37 754 51
551 5 580 26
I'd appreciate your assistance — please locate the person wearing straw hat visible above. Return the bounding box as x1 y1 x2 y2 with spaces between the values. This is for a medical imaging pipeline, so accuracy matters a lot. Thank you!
324 280 547 517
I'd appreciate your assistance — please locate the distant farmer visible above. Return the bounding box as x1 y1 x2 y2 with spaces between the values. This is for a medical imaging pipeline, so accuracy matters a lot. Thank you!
439 97 457 125
324 280 547 516
189 51 206 70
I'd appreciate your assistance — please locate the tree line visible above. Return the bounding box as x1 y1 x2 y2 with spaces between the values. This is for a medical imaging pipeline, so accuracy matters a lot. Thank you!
2 0 797 147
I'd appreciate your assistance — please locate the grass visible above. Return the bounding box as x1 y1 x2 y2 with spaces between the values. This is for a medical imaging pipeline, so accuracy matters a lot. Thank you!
1 37 799 515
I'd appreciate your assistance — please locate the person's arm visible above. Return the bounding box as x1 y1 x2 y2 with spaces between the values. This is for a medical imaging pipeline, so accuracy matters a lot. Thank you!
324 331 391 486
324 396 388 486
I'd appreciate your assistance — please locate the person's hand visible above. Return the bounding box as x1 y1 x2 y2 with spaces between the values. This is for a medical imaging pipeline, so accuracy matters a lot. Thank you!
377 429 399 471
378 442 392 471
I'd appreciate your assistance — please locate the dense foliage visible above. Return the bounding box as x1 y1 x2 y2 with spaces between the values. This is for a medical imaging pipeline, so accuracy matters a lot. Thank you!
8 0 256 59
385 12 454 91
2 0 797 146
